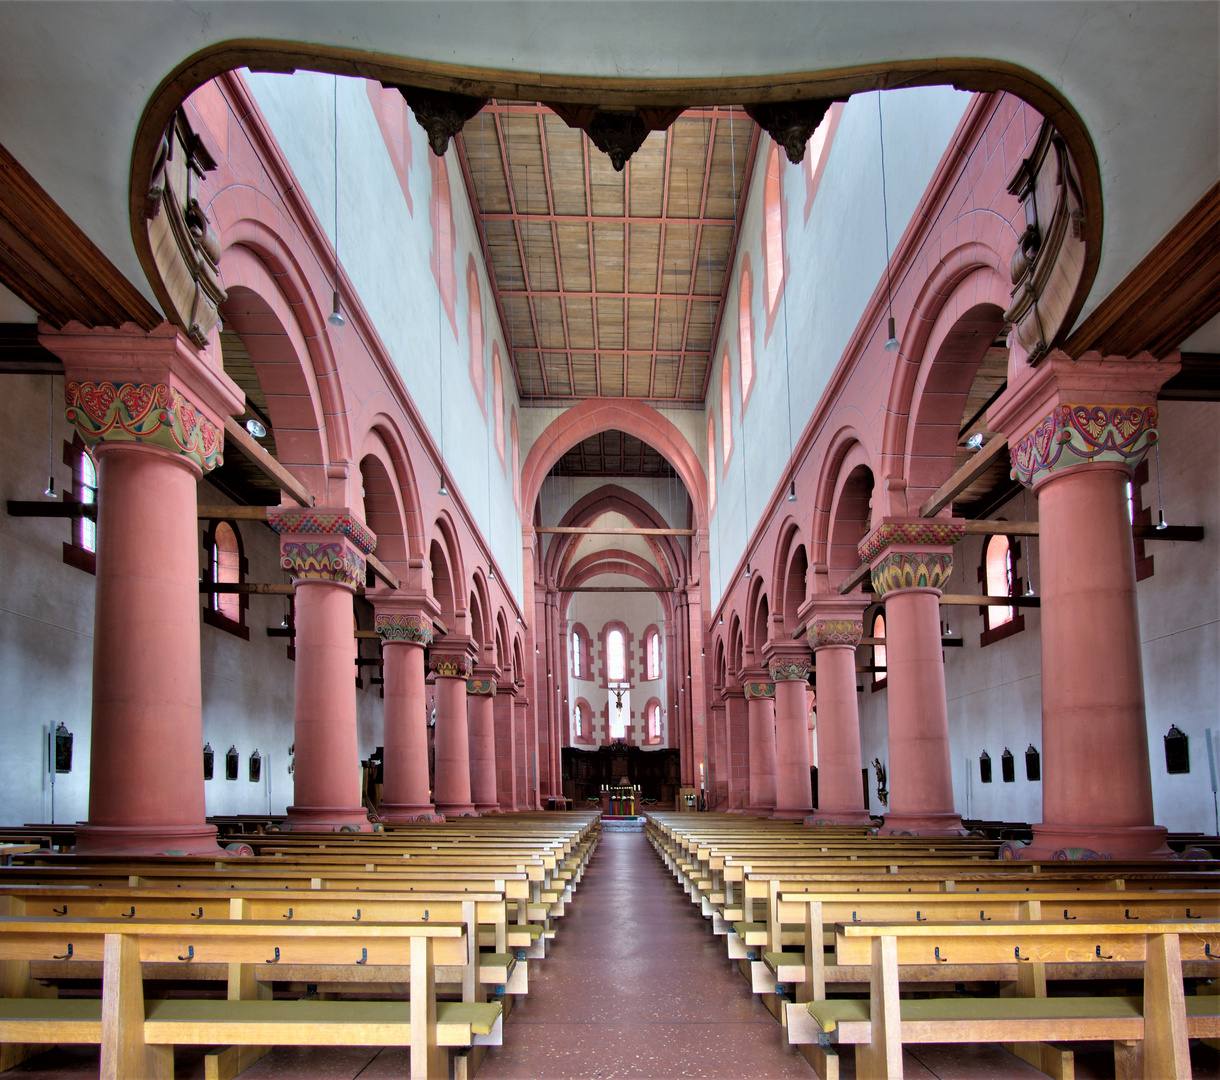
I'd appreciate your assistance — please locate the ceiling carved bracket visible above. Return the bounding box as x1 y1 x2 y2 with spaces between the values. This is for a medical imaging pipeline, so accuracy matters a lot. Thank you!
391 84 489 156
546 104 685 171
743 98 841 164
1004 119 1088 367
141 109 227 347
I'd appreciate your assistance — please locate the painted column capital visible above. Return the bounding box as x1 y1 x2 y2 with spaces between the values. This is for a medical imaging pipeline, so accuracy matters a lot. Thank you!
987 350 1180 490
375 613 434 646
807 617 864 649
466 677 497 696
762 641 813 682
40 320 244 476
1008 404 1159 488
740 668 776 699
429 652 473 679
858 519 964 598
269 507 377 591
372 592 441 646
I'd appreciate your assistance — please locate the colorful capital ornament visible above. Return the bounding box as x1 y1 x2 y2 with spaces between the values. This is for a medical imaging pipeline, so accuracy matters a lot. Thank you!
429 653 473 679
768 659 812 682
1009 404 1158 488
870 551 954 596
857 521 966 565
268 510 377 555
807 618 863 649
743 681 776 700
466 678 497 696
64 380 223 472
279 540 366 589
374 613 434 645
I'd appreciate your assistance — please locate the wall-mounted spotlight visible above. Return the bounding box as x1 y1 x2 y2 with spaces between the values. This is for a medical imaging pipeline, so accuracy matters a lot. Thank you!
245 418 267 439
965 432 985 451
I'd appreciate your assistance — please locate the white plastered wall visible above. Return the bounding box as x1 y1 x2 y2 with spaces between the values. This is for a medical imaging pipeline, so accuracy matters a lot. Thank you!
706 87 972 606
244 71 524 600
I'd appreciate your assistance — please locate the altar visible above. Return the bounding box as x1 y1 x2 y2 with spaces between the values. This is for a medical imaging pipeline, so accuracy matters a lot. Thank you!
600 782 639 817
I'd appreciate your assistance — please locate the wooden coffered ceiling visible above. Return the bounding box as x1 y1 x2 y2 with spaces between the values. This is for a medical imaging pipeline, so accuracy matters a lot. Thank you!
555 430 677 478
457 102 757 407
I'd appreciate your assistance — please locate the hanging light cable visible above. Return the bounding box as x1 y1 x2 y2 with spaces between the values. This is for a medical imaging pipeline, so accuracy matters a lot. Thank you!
43 375 56 497
1154 442 1169 529
878 94 899 352
328 75 345 328
438 234 447 497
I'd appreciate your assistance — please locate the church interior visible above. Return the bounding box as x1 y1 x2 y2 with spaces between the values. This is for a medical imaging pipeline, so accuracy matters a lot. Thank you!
0 3 1217 1078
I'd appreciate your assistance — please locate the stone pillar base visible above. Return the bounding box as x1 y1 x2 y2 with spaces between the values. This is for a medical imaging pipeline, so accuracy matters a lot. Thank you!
379 803 445 824
878 811 966 837
747 803 775 816
73 823 222 856
1020 822 1172 861
805 809 875 827
435 802 479 818
474 802 500 814
284 805 372 832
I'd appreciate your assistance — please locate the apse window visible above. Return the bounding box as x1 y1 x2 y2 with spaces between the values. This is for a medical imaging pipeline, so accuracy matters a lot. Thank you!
571 629 584 678
647 702 662 743
573 703 584 739
607 629 626 682
645 630 660 681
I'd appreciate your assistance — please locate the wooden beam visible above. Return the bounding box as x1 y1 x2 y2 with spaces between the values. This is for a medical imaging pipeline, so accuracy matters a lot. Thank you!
838 562 874 595
7 498 95 520
197 505 274 520
222 416 315 508
558 586 671 593
201 582 295 596
366 552 401 590
536 526 696 536
960 520 1039 535
1133 524 1204 541
938 594 1040 607
919 435 1009 518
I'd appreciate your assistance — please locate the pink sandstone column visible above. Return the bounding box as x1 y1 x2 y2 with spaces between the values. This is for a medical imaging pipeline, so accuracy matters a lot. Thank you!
860 522 966 837
374 599 442 822
804 603 872 826
431 647 477 816
45 322 243 855
467 671 500 813
495 684 520 811
270 509 376 832
991 351 1178 859
742 669 777 814
764 644 814 819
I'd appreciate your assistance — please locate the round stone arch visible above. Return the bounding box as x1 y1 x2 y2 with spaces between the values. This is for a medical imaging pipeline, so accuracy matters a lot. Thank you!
879 245 1013 510
520 401 708 532
770 518 809 634
817 438 877 590
745 572 770 663
546 484 685 590
357 415 427 573
216 219 353 475
428 511 466 632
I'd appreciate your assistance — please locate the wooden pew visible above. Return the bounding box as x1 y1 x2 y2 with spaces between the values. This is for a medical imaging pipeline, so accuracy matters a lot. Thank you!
0 915 499 1080
785 920 1219 1080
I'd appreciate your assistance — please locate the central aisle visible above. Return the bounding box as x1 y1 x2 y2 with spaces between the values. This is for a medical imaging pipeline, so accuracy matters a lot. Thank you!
478 829 813 1079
